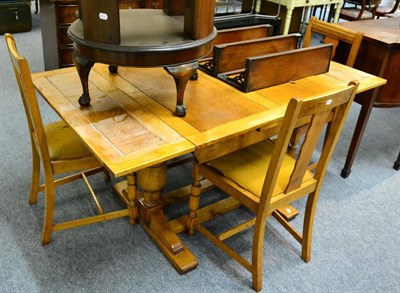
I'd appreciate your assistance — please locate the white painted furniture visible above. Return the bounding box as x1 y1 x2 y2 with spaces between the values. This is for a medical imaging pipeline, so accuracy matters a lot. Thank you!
256 0 343 34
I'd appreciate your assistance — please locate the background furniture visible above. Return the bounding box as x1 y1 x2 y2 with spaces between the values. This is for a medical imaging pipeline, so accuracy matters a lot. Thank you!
376 0 400 17
339 0 382 20
40 0 150 69
39 0 279 70
259 0 304 35
6 33 131 245
337 18 400 177
68 1 216 116
0 0 32 34
187 82 358 291
256 0 343 35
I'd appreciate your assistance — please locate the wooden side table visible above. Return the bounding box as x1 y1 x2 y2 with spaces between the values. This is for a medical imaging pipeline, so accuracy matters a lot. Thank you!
337 18 400 177
68 2 216 117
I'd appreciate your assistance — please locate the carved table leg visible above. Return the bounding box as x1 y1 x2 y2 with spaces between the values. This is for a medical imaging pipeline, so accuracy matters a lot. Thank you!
137 163 198 273
73 51 95 107
165 62 198 117
341 90 378 178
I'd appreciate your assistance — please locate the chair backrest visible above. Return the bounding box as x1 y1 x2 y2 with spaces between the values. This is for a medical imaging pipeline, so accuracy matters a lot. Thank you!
5 34 52 169
259 81 359 213
302 16 363 67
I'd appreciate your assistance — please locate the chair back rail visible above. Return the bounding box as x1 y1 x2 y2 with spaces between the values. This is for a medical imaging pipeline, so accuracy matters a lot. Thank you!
5 34 52 169
302 16 364 67
260 82 359 214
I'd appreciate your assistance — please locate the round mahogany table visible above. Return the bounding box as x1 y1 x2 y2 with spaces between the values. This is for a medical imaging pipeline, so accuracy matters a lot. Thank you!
68 9 217 117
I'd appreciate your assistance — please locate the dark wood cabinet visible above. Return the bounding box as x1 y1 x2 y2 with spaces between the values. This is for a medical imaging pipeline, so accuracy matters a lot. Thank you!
54 0 80 67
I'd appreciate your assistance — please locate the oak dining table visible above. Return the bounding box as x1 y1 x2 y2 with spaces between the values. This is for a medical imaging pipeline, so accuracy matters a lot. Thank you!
31 61 386 274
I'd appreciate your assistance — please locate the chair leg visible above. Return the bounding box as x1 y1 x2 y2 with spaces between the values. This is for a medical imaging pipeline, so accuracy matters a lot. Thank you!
251 217 268 292
393 150 400 171
186 161 201 236
41 176 56 245
29 148 41 205
301 191 319 262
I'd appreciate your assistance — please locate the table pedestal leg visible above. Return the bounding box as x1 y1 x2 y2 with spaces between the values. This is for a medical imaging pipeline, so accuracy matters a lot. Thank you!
341 90 377 178
73 51 94 107
137 163 198 273
165 62 198 117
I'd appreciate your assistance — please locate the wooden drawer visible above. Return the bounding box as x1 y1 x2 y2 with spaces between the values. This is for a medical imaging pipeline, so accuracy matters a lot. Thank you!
56 3 79 24
58 26 72 45
59 47 74 67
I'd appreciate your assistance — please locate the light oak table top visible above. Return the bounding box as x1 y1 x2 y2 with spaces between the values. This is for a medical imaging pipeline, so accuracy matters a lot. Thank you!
32 61 385 174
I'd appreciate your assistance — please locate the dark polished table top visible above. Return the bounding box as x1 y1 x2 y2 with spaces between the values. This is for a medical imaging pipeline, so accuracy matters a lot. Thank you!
338 17 400 46
68 9 217 67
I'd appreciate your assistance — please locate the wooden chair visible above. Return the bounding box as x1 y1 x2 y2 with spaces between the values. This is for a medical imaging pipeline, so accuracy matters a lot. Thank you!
376 0 400 18
339 0 382 20
302 16 363 67
289 16 363 168
5 33 131 245
186 81 359 291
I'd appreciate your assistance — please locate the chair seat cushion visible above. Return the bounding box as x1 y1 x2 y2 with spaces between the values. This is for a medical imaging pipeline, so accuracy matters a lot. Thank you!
45 121 94 161
208 140 314 197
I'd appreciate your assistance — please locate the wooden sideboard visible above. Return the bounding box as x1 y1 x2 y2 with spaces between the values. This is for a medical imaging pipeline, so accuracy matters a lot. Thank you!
336 18 400 177
40 0 162 70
